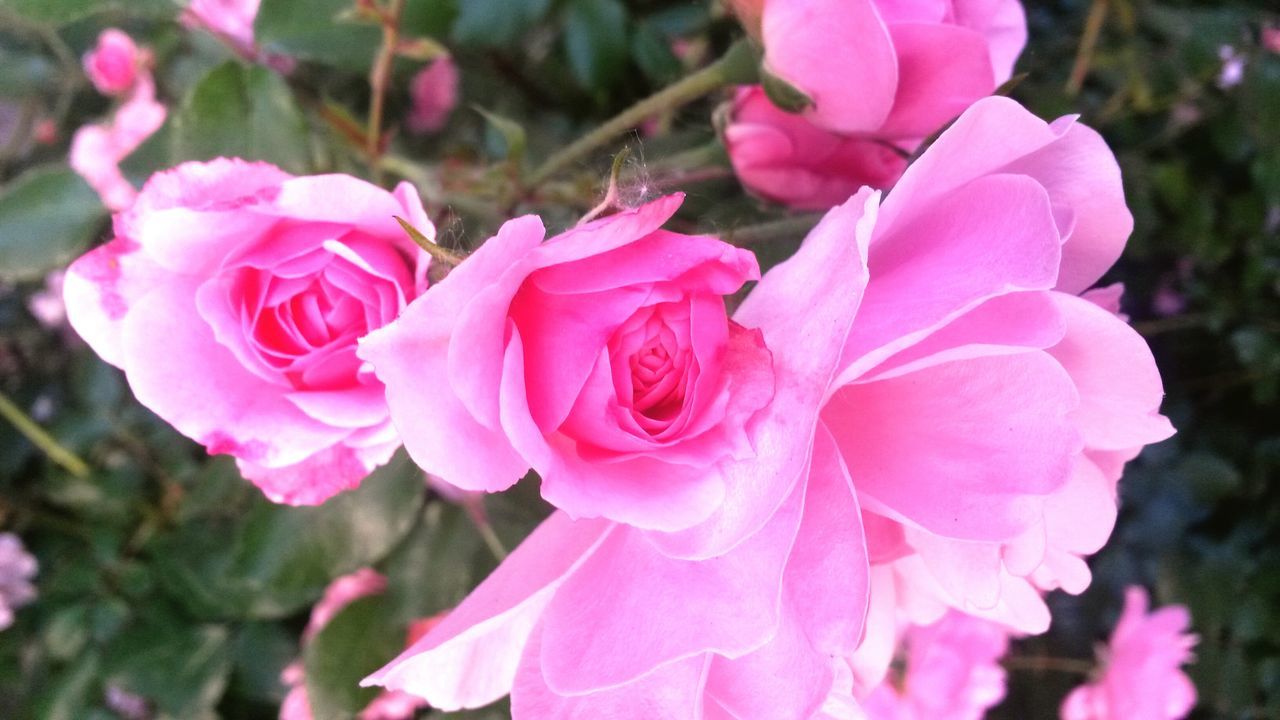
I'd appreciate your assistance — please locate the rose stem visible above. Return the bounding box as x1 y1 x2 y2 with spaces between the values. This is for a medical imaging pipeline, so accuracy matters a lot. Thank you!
525 38 760 188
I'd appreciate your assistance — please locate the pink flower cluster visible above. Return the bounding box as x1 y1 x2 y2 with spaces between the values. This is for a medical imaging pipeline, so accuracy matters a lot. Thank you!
0 533 37 631
56 1 1197 717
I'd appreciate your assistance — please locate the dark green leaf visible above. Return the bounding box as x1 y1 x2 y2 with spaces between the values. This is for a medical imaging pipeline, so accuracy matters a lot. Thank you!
170 62 311 173
562 0 629 93
255 0 381 71
380 501 494 623
451 0 552 48
303 596 403 720
0 166 104 282
2 0 175 25
100 606 232 720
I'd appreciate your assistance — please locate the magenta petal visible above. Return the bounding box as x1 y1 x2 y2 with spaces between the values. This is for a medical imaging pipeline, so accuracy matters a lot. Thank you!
952 0 1028 82
512 622 710 720
537 481 805 694
763 0 899 134
649 189 877 559
363 513 613 710
878 23 996 139
241 442 387 506
826 351 1080 542
1048 292 1174 450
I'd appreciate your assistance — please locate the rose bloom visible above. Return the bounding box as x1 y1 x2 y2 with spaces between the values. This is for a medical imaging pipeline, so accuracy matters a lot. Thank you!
859 612 1010 720
407 56 460 134
725 86 909 210
1061 587 1198 720
83 29 146 96
723 0 1026 207
0 533 38 631
732 0 1026 138
362 97 1170 719
64 158 432 505
361 194 780 531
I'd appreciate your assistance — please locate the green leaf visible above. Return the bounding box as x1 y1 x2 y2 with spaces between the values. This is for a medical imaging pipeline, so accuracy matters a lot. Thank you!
100 605 232 720
255 0 381 71
562 0 629 94
379 501 495 623
151 450 426 620
0 166 104 282
451 0 553 48
229 622 297 704
472 105 527 164
402 0 459 38
303 596 404 720
630 21 682 86
2 0 176 25
170 62 311 173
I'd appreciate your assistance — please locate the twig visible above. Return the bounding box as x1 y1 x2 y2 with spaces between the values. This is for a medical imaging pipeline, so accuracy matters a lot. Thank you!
725 213 825 246
1066 0 1110 96
367 0 408 182
0 391 90 478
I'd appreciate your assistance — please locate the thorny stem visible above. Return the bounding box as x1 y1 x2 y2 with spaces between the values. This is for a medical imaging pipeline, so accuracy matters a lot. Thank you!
1066 0 1109 96
367 0 408 182
526 39 761 187
0 391 91 479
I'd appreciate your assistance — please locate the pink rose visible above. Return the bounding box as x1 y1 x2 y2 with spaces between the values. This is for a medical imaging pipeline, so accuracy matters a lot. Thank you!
63 159 432 505
756 0 1026 139
1061 587 1198 720
69 76 166 212
860 612 1010 720
363 188 878 718
407 56 460 134
361 194 779 531
83 29 146 96
725 86 909 209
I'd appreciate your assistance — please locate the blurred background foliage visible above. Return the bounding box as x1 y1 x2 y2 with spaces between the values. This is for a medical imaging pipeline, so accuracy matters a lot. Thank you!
0 0 1277 718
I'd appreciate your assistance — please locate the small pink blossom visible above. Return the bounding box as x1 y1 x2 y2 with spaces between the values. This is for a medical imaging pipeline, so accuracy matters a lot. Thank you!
1264 25 1280 54
83 29 146 96
28 270 67 329
725 86 909 208
0 533 37 631
407 57 459 134
64 159 433 505
1061 587 1198 720
860 612 1011 720
33 119 58 145
1217 45 1246 88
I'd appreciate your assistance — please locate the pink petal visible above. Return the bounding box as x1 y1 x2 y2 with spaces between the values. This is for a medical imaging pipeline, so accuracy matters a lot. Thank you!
63 238 169 367
878 23 996 139
363 513 613 710
826 351 1080 542
1048 292 1174 450
537 480 806 694
763 0 899 134
839 173 1061 382
359 217 545 492
951 0 1028 82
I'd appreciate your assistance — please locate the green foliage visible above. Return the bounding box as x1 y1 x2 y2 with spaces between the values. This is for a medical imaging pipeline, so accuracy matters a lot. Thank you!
0 166 104 282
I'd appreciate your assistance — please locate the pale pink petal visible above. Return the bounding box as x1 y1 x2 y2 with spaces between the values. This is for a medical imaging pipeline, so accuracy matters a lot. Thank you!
878 23 996 139
363 513 613 710
63 238 169 367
